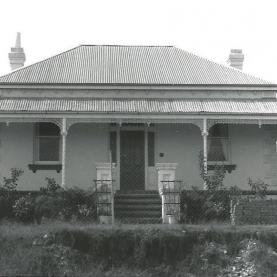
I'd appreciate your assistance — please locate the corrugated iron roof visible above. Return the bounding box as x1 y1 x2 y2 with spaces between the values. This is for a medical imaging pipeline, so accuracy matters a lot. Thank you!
0 98 277 114
0 45 271 85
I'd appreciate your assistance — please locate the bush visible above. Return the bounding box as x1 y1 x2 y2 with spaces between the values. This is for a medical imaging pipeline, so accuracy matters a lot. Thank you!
0 168 24 220
13 194 35 223
0 195 14 219
180 151 230 223
33 178 97 223
34 194 65 223
180 189 231 223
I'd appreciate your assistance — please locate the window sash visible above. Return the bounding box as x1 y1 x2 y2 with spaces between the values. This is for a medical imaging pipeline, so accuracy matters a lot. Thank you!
35 124 61 162
208 137 230 162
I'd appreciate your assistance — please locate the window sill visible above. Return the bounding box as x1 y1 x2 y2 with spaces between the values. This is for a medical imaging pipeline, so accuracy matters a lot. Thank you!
207 162 236 173
28 164 62 173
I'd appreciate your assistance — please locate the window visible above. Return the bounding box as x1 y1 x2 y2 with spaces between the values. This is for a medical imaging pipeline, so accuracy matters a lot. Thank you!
35 123 60 162
208 124 230 162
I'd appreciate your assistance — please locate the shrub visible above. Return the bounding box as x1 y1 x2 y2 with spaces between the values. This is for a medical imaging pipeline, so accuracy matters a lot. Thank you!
13 194 35 223
34 194 65 223
180 189 231 223
2 168 24 192
0 195 14 219
61 187 97 221
0 168 24 220
247 178 268 200
34 178 97 223
39 177 62 194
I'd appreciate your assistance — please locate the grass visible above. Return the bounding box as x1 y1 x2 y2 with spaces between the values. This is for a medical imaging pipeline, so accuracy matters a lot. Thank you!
1 221 277 276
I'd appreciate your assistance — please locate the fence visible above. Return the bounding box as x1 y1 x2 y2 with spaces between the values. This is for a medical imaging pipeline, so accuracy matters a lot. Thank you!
180 189 277 224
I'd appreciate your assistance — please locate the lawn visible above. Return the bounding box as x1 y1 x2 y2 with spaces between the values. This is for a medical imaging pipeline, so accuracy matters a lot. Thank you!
1 221 277 276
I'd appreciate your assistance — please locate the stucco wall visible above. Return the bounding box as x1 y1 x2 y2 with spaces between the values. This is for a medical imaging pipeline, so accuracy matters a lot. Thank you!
0 123 109 190
66 124 110 189
0 123 273 191
224 124 266 189
154 124 271 190
155 124 203 188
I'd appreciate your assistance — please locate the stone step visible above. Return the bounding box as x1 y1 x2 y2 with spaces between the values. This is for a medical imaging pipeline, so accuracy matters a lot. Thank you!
115 204 161 211
115 198 161 205
116 190 158 194
115 210 161 217
115 193 160 199
114 191 162 224
117 217 162 224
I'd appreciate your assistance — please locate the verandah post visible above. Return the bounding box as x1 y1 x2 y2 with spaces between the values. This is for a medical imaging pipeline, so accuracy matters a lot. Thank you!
202 118 208 189
61 118 67 189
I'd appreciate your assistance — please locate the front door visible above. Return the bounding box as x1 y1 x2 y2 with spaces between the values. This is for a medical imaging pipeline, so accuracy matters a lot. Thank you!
120 131 145 191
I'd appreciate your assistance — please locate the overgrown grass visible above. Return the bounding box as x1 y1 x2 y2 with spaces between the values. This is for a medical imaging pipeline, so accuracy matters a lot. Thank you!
1 221 277 276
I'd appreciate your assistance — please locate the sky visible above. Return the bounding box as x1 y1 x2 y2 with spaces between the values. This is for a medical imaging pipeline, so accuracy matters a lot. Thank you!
0 0 277 83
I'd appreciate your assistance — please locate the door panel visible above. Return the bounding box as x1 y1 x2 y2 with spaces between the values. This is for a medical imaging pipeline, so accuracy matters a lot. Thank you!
120 131 145 191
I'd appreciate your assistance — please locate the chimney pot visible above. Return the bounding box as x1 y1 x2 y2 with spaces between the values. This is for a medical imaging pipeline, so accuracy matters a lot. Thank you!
9 32 26 70
228 49 244 70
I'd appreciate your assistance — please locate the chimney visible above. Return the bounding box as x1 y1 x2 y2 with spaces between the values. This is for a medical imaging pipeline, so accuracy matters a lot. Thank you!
228 49 244 70
9 32 26 70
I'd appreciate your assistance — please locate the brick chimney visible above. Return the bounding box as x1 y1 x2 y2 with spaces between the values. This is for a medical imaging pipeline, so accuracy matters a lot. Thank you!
9 32 26 70
228 49 244 70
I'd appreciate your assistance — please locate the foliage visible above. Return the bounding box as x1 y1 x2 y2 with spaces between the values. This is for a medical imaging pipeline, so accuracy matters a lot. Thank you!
2 223 277 276
180 152 229 223
199 150 226 191
181 189 231 223
247 178 269 200
0 168 24 219
1 168 24 192
34 178 97 223
13 194 35 223
39 177 62 194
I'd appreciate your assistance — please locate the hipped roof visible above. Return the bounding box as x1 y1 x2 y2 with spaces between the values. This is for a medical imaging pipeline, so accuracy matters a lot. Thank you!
0 45 271 86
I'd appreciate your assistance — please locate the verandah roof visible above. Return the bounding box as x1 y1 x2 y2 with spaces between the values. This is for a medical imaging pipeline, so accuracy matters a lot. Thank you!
0 98 277 115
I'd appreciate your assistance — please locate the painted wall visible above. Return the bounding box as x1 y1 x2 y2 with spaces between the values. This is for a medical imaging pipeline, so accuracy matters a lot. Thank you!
224 124 266 189
155 124 203 189
0 123 109 190
0 122 273 191
154 124 271 190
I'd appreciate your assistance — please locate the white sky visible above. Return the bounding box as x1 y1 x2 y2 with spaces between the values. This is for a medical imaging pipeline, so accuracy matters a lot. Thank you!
0 0 277 83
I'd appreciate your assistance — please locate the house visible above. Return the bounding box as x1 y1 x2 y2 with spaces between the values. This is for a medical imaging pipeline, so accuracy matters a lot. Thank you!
0 41 277 222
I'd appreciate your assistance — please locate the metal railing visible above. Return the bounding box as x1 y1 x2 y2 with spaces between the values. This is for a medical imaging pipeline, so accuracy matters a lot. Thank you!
160 180 183 223
94 179 115 223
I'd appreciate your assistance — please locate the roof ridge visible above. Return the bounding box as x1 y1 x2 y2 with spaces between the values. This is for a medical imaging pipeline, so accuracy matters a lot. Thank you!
80 44 174 48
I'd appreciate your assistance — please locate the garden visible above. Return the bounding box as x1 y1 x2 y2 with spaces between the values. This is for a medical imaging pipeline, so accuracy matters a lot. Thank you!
1 166 277 276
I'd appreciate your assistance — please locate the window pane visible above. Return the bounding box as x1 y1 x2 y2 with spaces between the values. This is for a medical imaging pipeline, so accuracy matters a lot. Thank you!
39 137 60 161
208 138 227 161
209 124 228 137
38 123 60 136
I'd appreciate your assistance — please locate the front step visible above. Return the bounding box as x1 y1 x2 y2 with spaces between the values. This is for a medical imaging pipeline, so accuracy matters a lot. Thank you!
115 191 162 224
